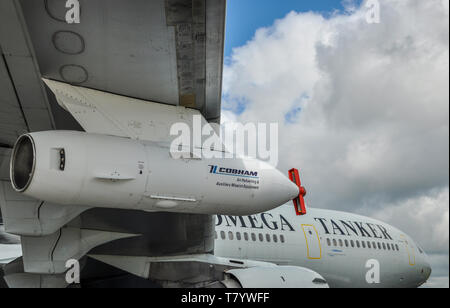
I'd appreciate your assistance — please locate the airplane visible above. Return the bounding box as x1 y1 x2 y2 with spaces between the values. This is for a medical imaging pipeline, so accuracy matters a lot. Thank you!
1 202 432 288
0 0 431 288
214 205 432 288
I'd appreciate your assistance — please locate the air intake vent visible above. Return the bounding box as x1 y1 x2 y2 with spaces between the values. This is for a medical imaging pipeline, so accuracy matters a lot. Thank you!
11 135 35 192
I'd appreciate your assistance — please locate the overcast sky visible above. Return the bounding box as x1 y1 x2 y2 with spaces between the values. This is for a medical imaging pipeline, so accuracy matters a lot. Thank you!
223 0 449 287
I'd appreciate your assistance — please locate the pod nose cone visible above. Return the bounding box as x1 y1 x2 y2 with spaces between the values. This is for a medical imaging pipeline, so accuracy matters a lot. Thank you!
287 180 300 199
273 170 300 201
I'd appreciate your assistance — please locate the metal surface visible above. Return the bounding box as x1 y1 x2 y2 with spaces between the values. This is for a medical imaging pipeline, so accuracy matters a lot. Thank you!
19 0 225 121
1 0 225 145
0 0 55 147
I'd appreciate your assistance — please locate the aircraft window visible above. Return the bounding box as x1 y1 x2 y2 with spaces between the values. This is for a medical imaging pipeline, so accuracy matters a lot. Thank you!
339 239 343 247
280 235 285 243
373 242 377 249
221 231 226 240
362 241 366 248
367 241 371 249
345 240 349 247
259 234 264 242
377 243 382 250
382 243 386 250
392 244 396 251
266 234 271 243
236 232 242 241
356 241 360 248
387 243 391 250
327 238 331 246
273 234 278 243
395 244 399 251
251 233 256 242
333 239 337 246
228 232 234 240
350 240 355 248
244 233 249 241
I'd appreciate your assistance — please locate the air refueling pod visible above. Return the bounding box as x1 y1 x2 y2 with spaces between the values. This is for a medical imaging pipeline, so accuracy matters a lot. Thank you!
10 131 299 216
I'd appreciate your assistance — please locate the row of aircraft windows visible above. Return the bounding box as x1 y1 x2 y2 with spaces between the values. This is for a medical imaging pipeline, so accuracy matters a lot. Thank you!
215 231 286 244
326 238 400 251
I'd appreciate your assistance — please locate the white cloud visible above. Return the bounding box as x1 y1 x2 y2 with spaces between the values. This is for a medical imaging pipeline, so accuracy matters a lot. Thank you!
223 0 448 209
223 0 449 286
369 188 449 253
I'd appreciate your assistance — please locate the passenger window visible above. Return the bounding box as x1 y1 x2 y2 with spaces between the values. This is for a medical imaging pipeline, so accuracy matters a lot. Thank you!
273 234 278 243
244 233 249 241
356 241 360 248
221 231 226 240
259 234 264 242
251 233 256 242
339 239 343 247
345 240 349 247
396 244 399 251
236 232 241 241
387 243 391 250
228 231 234 240
266 234 271 242
377 242 382 250
327 238 331 246
382 243 386 250
333 239 337 246
350 240 355 248
367 241 371 249
373 242 377 249
280 235 285 243
362 241 366 248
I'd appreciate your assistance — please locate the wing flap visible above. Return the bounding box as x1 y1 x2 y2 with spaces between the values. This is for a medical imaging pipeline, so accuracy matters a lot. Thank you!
43 79 218 145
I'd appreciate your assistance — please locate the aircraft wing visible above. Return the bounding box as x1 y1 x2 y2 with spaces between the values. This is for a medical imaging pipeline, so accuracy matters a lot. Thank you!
0 0 225 148
0 0 226 287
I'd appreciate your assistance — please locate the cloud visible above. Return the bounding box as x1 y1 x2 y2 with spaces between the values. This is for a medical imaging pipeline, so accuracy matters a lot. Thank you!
223 0 448 208
223 0 449 286
369 188 449 254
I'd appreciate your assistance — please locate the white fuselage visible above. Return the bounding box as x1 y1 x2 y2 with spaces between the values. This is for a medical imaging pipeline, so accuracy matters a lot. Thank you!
214 205 432 288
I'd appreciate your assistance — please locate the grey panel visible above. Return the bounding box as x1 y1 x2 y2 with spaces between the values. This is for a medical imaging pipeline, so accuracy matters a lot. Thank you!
0 0 55 145
20 0 180 105
73 208 215 257
205 0 226 122
0 49 28 147
0 148 12 181
17 0 225 121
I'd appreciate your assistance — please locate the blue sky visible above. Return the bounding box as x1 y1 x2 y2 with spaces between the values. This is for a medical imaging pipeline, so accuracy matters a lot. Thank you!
225 0 358 57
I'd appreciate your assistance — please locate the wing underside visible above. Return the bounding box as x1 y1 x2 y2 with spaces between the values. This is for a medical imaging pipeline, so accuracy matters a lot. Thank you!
0 0 226 287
